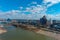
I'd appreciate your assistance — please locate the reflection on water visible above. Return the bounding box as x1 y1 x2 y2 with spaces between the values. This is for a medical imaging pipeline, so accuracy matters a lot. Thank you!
0 22 55 40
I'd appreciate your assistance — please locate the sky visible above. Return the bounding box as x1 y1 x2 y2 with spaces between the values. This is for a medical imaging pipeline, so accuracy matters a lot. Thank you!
0 0 60 20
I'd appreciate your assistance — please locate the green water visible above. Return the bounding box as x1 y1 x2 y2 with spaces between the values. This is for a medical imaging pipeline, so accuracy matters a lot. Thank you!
0 25 56 40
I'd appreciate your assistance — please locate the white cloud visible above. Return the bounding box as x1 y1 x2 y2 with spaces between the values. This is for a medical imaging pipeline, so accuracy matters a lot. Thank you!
0 1 60 20
45 14 60 20
43 0 60 7
0 10 21 19
3 4 46 19
44 0 60 3
19 6 23 9
31 2 37 4
0 3 47 20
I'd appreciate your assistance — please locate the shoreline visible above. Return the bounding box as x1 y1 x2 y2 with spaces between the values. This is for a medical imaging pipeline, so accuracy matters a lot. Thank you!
0 27 7 34
20 26 60 40
0 24 59 40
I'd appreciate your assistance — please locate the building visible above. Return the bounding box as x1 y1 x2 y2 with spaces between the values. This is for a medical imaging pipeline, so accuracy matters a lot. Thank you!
52 20 60 24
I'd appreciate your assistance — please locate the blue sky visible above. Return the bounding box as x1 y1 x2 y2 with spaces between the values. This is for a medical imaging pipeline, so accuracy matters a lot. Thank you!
47 3 60 14
0 0 60 20
0 0 43 11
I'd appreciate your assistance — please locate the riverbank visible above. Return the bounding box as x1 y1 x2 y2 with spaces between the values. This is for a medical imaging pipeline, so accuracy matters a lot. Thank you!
0 24 58 40
0 27 55 40
36 30 58 40
0 29 7 34
19 26 59 40
0 27 7 34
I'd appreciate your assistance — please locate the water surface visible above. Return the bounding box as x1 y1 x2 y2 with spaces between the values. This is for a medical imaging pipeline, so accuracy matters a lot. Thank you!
0 22 56 40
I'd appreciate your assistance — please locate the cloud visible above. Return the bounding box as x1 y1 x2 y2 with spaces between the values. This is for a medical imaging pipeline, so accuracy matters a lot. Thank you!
43 0 60 7
0 1 60 20
0 4 46 19
19 7 23 9
31 2 37 4
46 14 60 20
0 10 21 19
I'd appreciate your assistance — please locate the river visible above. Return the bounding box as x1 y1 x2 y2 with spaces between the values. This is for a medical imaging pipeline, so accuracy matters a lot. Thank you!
0 22 56 40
